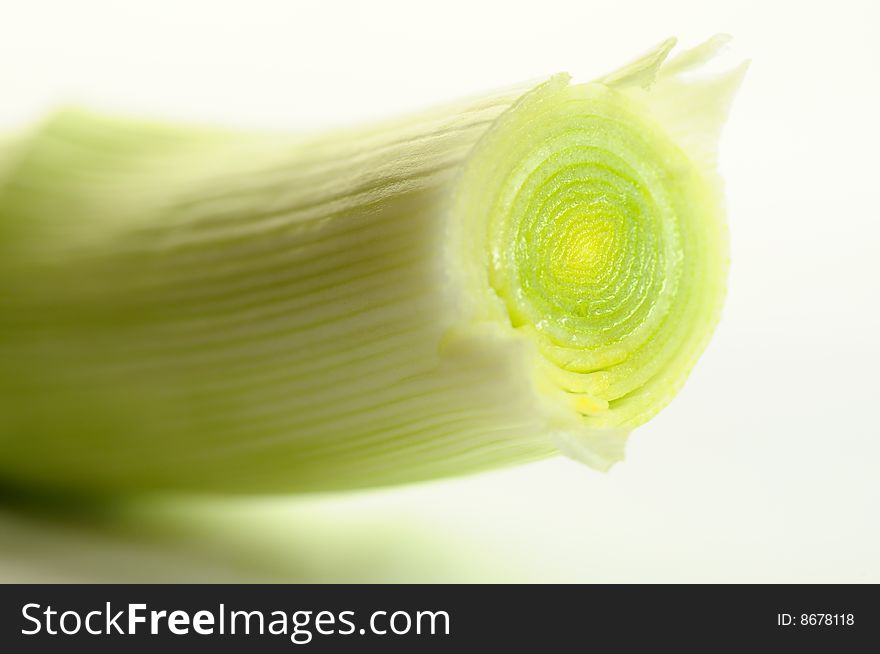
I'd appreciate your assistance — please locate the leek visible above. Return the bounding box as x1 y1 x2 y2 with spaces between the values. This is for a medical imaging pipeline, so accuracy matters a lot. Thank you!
0 37 745 493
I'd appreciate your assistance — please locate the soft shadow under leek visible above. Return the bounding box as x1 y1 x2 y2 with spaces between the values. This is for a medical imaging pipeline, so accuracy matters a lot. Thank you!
0 487 481 583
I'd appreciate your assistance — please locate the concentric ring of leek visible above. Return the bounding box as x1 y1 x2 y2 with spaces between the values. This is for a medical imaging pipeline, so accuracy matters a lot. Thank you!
452 73 728 432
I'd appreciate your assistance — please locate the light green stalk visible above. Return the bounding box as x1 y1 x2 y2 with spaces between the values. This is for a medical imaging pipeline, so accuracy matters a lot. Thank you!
0 37 745 493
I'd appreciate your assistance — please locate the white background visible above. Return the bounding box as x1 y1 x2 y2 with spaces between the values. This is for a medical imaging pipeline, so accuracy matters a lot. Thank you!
1 0 878 581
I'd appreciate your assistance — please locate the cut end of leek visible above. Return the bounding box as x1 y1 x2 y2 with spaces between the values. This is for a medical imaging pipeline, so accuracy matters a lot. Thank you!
450 36 745 470
0 37 744 493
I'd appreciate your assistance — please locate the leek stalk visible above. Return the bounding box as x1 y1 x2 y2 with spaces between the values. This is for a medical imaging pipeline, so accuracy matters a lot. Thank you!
0 37 745 493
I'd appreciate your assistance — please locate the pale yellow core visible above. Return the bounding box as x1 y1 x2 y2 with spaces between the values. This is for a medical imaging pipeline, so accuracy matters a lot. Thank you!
549 206 618 286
